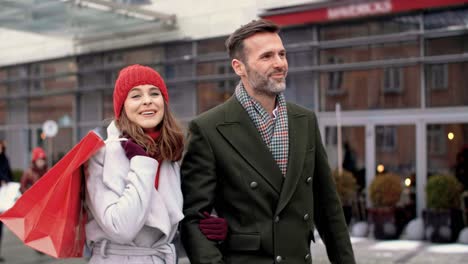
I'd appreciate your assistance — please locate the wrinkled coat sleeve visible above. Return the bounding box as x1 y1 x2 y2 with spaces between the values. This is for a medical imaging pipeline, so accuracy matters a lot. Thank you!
180 121 224 264
86 149 158 244
311 114 356 264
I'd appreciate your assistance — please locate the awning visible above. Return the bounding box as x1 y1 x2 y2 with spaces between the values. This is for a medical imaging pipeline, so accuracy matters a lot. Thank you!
0 0 176 44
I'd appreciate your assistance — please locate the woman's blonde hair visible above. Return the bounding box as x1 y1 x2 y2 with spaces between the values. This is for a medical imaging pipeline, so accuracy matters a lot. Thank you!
115 102 184 161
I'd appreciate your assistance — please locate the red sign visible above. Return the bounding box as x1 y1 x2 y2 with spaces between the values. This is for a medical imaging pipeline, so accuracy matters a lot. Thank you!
327 0 392 20
263 0 468 26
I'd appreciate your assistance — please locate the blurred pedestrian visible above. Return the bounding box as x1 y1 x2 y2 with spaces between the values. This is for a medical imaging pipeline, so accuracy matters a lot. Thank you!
0 140 13 262
85 64 226 264
180 19 355 263
20 147 48 194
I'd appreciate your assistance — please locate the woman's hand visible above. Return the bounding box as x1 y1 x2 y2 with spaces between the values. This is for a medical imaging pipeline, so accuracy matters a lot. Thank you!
199 212 228 241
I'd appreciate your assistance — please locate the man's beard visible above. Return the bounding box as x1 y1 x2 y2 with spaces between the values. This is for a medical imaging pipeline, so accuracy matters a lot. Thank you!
245 66 287 96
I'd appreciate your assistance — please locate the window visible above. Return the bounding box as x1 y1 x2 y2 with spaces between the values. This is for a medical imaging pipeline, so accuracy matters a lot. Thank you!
376 126 396 152
427 124 446 155
30 64 43 92
430 64 448 91
103 53 123 66
216 62 236 91
383 67 403 93
327 56 344 94
325 126 337 145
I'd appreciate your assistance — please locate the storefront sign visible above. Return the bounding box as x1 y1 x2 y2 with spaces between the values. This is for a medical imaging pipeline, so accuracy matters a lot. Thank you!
327 1 392 20
262 0 468 26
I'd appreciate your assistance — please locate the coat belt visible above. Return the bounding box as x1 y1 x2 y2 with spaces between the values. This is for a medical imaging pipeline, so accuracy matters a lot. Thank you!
92 239 176 264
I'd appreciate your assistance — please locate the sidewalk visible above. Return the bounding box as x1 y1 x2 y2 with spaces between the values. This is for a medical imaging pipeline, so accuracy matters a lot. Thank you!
1 227 467 263
311 236 468 264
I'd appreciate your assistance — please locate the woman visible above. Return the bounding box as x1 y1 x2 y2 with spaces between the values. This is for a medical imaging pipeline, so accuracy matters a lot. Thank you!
20 147 48 194
85 64 225 264
0 140 13 262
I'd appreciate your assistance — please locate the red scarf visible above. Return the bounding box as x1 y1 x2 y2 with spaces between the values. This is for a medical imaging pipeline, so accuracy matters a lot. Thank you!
146 130 162 190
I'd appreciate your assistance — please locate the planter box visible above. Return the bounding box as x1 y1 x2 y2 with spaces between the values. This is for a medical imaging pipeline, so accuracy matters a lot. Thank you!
368 207 399 240
423 208 464 243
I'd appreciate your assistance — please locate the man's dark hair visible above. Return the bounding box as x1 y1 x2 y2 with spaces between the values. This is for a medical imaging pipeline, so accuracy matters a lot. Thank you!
225 19 280 62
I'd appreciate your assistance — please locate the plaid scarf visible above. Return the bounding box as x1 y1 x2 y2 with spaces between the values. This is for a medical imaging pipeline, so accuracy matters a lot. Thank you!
235 83 289 176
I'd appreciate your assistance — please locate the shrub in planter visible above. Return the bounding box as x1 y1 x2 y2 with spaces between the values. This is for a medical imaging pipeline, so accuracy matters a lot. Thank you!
332 169 357 225
369 173 402 208
424 174 464 243
368 173 403 239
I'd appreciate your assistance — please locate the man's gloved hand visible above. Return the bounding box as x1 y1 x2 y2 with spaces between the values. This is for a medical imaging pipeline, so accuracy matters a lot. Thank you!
199 212 228 241
121 139 148 160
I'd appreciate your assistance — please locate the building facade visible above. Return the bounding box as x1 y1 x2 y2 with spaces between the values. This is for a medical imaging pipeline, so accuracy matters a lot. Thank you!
0 0 467 216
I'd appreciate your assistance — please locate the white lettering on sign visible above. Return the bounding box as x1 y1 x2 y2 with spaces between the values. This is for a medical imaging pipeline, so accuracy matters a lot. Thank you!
327 0 393 20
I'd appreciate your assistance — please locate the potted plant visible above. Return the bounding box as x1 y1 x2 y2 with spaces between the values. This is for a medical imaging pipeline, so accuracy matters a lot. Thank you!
368 172 403 239
424 174 464 243
332 169 357 225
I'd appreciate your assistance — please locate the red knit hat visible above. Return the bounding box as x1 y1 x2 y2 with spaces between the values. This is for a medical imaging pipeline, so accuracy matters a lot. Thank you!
32 147 46 162
113 64 169 119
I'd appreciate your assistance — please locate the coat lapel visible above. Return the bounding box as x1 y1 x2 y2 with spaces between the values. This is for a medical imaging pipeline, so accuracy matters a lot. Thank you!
217 97 283 194
275 105 308 216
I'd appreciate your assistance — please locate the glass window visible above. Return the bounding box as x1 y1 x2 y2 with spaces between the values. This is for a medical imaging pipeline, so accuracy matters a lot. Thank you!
376 126 397 152
165 63 193 79
103 53 123 66
31 60 77 93
288 49 315 68
0 101 6 125
6 66 28 96
168 83 197 119
78 55 103 69
425 34 468 56
165 42 192 60
324 126 366 189
197 37 226 56
49 127 74 165
427 124 468 188
281 26 315 44
319 15 419 41
376 125 415 178
424 8 468 30
426 62 468 107
29 95 74 124
427 64 448 91
196 61 232 76
0 69 7 97
427 124 446 155
124 47 163 65
383 67 403 93
103 91 114 121
197 81 236 113
320 41 419 64
320 66 420 111
285 72 315 109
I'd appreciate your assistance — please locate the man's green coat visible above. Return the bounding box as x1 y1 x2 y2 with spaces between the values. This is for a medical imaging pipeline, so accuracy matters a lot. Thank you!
181 96 355 264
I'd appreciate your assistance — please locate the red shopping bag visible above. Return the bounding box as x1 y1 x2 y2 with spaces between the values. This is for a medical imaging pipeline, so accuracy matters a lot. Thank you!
0 131 104 258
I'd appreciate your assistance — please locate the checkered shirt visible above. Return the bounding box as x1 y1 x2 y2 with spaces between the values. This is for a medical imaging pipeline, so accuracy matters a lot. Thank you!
235 83 289 176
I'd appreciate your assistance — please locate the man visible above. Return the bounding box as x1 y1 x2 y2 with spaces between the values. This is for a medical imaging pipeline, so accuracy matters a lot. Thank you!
180 19 355 264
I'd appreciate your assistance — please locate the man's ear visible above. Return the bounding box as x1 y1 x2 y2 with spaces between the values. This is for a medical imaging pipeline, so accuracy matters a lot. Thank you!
231 59 245 77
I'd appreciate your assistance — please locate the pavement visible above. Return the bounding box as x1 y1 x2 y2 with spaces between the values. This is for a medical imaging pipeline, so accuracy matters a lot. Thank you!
1 227 467 264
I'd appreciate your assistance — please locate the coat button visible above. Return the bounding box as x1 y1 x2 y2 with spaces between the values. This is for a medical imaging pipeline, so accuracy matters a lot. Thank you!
303 214 310 221
274 216 280 223
306 177 312 183
275 255 283 263
250 181 258 189
305 253 310 260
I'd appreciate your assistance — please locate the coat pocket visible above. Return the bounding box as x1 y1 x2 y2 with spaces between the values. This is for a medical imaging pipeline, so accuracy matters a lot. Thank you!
226 233 261 251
